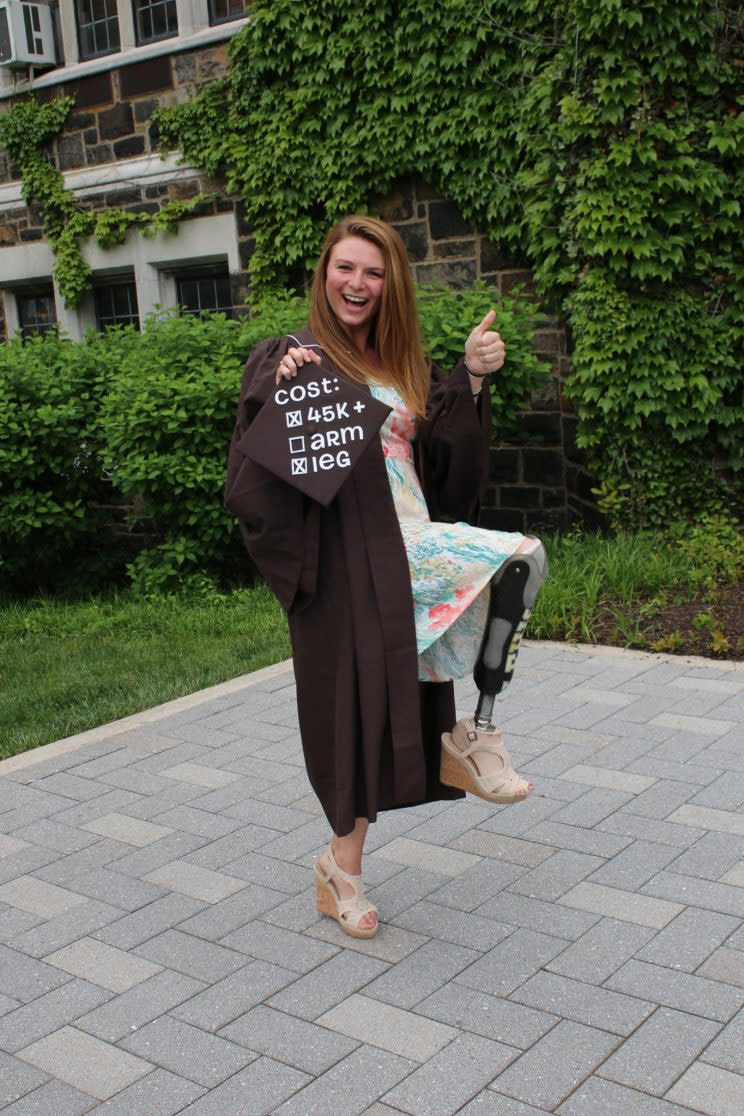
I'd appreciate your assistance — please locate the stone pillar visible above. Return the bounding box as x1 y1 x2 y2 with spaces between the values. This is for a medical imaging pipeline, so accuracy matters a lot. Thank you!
118 2 137 51
181 1 212 34
52 277 83 340
57 1 79 67
1 289 18 337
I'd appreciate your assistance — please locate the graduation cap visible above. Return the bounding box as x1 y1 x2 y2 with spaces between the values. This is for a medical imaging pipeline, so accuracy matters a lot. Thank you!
239 357 392 506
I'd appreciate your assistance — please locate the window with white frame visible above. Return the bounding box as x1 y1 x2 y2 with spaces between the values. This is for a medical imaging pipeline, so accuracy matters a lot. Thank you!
132 0 178 45
17 288 57 339
208 0 248 25
76 0 121 60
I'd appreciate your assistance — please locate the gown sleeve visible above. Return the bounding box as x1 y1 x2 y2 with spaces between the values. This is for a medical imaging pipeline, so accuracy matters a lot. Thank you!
416 357 492 525
224 336 318 613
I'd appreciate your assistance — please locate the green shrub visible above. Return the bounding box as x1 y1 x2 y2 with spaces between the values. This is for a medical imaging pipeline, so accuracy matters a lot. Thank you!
0 328 136 591
99 300 308 593
566 270 744 528
670 513 744 589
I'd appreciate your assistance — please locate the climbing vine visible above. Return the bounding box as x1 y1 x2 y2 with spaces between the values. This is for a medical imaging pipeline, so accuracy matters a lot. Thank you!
0 97 217 307
152 0 743 527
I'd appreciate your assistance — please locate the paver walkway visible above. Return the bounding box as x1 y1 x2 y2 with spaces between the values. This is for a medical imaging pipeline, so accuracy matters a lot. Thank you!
0 641 743 1115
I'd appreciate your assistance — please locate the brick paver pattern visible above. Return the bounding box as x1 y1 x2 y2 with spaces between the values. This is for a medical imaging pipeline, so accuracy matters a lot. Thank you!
0 642 742 1114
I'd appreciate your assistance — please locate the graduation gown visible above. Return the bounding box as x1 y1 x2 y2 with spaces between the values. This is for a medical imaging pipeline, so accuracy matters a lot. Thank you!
224 327 492 836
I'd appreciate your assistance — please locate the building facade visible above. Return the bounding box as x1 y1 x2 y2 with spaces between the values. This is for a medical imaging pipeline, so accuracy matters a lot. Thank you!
0 0 252 340
0 1 597 530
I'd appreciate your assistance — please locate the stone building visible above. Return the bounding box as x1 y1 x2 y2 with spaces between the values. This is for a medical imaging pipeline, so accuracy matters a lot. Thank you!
0 1 251 339
0 1 597 529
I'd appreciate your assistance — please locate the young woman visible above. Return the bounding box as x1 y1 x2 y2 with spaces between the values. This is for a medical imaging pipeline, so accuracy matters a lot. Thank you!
225 215 547 938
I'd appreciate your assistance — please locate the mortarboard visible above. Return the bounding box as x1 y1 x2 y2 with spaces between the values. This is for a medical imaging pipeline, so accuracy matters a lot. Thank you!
239 355 392 506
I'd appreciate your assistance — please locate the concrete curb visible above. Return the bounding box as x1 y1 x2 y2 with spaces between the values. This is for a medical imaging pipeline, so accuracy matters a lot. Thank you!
536 638 744 672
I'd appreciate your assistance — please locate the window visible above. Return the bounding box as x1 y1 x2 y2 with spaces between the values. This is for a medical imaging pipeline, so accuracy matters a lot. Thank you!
133 0 178 45
176 268 233 317
17 289 57 339
94 281 140 330
208 0 248 25
76 0 121 60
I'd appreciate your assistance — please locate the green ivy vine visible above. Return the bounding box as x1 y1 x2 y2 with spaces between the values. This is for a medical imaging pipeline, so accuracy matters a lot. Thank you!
152 0 742 527
0 97 217 307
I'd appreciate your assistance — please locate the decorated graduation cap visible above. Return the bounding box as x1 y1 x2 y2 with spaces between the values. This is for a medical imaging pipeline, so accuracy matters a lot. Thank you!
240 348 392 506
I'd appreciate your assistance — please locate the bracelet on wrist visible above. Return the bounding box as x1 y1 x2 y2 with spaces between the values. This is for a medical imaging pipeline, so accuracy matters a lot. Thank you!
464 359 491 379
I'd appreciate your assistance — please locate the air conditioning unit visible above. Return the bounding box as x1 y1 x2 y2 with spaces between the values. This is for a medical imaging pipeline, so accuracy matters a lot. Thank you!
0 1 56 68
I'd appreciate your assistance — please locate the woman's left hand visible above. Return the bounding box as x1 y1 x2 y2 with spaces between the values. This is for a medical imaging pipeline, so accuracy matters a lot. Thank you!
465 310 506 375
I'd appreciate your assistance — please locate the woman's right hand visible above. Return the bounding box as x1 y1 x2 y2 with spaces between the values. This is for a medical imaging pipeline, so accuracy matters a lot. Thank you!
275 346 322 384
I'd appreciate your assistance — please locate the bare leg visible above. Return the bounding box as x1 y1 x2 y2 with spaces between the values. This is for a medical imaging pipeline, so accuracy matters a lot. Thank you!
318 818 377 931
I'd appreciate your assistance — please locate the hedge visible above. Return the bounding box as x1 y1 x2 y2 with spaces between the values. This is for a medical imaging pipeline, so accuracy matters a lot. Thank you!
0 328 136 592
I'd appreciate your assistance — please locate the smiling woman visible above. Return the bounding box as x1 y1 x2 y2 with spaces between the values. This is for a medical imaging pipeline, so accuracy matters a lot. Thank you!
304 216 432 420
325 237 385 341
225 214 547 939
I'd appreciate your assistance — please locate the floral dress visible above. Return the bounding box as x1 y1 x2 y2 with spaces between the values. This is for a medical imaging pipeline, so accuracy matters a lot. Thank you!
369 381 525 683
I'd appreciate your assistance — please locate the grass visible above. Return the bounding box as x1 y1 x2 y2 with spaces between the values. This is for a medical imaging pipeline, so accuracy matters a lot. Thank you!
2 522 742 759
531 521 744 653
0 583 290 760
529 530 693 645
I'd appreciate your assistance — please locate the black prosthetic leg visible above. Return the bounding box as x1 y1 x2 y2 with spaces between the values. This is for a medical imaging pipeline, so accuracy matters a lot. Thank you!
473 544 548 729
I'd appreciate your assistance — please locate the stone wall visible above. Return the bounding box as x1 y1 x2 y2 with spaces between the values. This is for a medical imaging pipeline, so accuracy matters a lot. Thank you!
0 44 231 185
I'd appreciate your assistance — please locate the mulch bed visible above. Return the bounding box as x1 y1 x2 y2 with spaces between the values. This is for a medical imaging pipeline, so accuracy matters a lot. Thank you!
591 581 744 661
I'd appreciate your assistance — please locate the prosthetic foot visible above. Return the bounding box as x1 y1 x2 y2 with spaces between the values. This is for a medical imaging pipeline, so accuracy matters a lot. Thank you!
441 542 548 804
441 717 533 803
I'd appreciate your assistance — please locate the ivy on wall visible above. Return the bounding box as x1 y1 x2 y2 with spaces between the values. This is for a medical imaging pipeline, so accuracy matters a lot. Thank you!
0 97 217 307
152 0 742 527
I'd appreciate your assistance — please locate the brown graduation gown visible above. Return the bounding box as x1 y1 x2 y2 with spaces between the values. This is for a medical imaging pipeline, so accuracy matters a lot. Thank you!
224 326 492 836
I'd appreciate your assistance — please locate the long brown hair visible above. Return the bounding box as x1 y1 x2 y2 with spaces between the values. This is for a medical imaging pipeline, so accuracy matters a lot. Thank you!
309 215 430 419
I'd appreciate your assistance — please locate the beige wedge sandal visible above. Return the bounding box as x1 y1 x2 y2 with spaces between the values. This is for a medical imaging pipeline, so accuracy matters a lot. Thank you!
441 717 533 804
314 847 379 939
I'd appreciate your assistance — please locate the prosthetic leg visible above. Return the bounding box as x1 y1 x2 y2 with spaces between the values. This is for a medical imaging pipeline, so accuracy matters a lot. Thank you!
441 542 548 803
473 543 548 727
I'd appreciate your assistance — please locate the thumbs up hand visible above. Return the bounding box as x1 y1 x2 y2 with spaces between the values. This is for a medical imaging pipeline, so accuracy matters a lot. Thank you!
464 310 506 376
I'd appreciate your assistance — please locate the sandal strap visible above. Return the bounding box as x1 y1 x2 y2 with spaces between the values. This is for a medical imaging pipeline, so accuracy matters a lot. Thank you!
457 725 505 759
481 766 525 797
320 846 378 927
325 847 359 887
337 894 379 925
